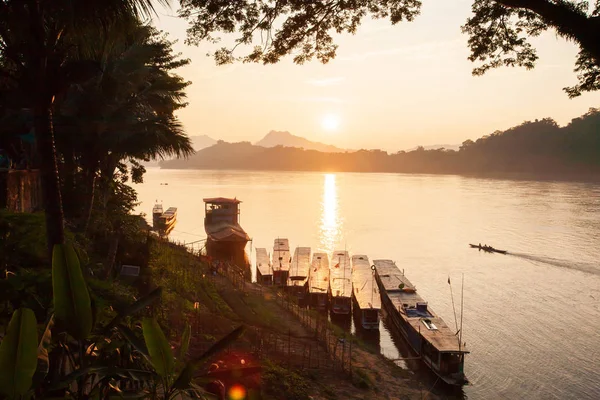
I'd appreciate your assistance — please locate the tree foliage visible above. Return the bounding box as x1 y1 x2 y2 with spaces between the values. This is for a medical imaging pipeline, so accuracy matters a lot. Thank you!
181 0 600 96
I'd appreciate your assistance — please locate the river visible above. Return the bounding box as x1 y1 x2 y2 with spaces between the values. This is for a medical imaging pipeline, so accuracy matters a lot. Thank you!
133 168 600 399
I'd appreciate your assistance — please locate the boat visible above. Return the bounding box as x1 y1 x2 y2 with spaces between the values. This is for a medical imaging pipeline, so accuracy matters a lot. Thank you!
204 198 250 268
152 202 163 228
329 250 352 315
288 247 311 301
308 253 330 311
469 244 507 254
351 255 381 330
255 248 272 285
156 206 177 234
374 260 469 386
271 238 291 286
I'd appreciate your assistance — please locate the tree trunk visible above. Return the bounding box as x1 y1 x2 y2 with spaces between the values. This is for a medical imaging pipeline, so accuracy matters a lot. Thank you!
103 234 120 279
82 159 99 236
34 102 65 258
61 143 77 220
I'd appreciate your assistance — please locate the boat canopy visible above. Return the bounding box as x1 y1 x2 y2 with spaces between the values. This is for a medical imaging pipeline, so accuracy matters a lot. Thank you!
351 255 381 310
289 247 311 282
203 197 242 204
272 238 291 272
255 248 272 276
330 250 352 298
309 253 330 294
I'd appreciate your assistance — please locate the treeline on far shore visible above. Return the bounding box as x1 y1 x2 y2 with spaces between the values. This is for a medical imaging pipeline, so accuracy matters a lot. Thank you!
161 108 600 179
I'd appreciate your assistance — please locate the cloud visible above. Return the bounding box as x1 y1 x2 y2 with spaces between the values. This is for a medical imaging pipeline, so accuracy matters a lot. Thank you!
306 76 346 86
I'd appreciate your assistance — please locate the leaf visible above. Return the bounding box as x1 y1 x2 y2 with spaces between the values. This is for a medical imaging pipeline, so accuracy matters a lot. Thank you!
178 324 191 362
193 325 245 365
0 308 38 398
52 244 93 340
50 367 156 391
171 362 194 390
116 324 149 359
104 287 163 332
31 314 54 389
142 318 174 377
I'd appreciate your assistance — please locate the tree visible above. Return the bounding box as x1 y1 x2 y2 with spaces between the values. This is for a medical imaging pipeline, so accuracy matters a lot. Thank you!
180 0 600 96
0 0 170 258
54 21 192 231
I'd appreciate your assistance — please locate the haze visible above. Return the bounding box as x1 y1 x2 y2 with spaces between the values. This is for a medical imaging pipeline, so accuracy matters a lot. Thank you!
153 1 600 151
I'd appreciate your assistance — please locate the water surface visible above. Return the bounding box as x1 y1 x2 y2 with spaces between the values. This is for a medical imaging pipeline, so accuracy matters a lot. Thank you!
134 168 600 399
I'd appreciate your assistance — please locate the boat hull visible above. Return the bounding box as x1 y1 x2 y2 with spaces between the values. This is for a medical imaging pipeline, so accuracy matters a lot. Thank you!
206 237 249 271
375 271 468 386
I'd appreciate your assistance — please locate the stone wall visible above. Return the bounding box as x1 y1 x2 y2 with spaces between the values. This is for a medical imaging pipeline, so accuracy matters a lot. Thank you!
0 169 42 213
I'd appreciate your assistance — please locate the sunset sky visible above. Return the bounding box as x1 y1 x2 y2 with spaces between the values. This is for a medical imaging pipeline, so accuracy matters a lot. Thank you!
152 1 600 151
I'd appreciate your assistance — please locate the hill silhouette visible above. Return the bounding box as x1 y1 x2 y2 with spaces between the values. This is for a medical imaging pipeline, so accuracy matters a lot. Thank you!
161 108 600 180
255 130 345 152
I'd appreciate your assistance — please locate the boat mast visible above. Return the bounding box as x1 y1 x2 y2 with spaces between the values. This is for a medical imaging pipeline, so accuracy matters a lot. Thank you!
459 273 465 352
448 276 460 336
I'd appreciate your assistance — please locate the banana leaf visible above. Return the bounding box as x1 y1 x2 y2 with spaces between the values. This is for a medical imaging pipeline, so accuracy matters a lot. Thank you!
0 308 38 399
192 325 245 364
116 324 150 359
179 323 191 362
104 287 163 332
142 318 174 377
31 314 54 389
52 244 93 340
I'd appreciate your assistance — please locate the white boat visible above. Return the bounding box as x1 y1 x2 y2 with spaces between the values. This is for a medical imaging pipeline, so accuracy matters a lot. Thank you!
329 250 352 314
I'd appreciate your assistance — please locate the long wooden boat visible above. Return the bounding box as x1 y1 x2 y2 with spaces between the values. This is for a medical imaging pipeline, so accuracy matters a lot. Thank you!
204 198 250 267
469 244 507 254
351 255 381 330
152 202 163 228
329 250 352 315
255 248 272 285
374 259 469 386
308 253 329 310
156 207 177 235
288 247 311 300
272 238 291 286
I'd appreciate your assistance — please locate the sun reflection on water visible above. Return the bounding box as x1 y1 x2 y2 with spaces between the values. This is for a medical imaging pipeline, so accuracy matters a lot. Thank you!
320 174 342 254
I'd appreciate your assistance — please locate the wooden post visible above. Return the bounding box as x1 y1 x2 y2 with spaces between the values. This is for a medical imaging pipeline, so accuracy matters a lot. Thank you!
349 341 352 378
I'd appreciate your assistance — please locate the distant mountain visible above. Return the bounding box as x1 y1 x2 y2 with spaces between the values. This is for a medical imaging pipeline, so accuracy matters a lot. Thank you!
189 135 217 151
142 135 217 166
407 144 461 151
255 130 345 153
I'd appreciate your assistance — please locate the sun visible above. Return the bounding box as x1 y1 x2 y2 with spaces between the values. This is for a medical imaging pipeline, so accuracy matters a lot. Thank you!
321 114 341 132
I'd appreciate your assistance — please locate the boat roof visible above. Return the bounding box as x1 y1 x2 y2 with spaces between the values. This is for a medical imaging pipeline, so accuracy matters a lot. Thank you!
330 250 352 298
351 255 381 310
153 204 163 212
374 259 468 354
161 207 177 217
255 248 272 276
272 239 290 272
203 197 241 205
308 253 330 294
273 238 289 251
289 247 311 280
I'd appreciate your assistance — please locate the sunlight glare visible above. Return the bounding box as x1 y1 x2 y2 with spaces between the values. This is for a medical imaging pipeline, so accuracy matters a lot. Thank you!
320 174 342 254
321 114 341 132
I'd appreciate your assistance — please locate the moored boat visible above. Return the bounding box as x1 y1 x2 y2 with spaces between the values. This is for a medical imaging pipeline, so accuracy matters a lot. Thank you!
288 247 311 301
156 206 177 234
329 250 352 315
374 259 469 386
351 255 381 330
308 252 330 310
255 248 272 285
272 238 291 286
152 202 163 228
204 198 250 268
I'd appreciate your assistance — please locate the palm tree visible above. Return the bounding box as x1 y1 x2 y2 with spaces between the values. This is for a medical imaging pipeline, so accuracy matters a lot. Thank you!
0 0 170 258
55 21 192 232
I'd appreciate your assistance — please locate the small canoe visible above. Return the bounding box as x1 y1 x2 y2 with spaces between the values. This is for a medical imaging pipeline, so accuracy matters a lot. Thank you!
469 244 507 254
